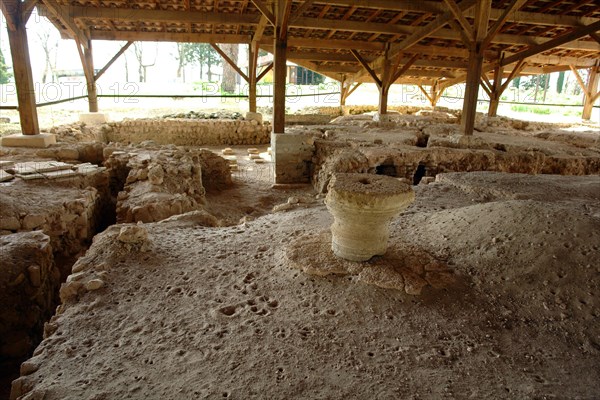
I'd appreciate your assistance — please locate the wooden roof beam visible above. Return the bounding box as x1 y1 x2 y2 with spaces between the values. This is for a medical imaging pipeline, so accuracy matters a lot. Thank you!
211 43 249 82
250 0 276 26
291 17 412 36
70 6 260 25
21 0 38 24
94 41 132 81
481 0 528 50
389 0 478 57
90 30 251 43
502 21 600 67
39 1 90 47
351 49 382 87
316 0 445 14
290 0 314 23
0 1 18 31
443 0 474 43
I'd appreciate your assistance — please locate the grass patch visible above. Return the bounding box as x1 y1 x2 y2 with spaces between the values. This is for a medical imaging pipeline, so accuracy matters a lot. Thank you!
510 104 552 115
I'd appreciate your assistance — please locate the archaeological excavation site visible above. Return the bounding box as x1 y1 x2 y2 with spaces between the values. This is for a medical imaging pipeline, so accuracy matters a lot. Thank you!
1 1 600 399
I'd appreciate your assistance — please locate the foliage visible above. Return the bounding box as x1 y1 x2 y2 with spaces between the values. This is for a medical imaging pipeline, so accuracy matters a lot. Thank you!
0 48 12 84
510 104 551 115
176 43 221 81
556 71 565 94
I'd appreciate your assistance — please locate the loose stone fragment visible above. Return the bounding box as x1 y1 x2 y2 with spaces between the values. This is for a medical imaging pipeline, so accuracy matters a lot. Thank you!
85 279 105 291
118 225 148 244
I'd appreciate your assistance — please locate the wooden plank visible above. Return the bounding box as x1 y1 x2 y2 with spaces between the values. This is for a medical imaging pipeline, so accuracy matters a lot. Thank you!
392 53 419 82
279 0 293 40
21 0 39 24
481 0 528 50
41 1 89 48
401 26 599 52
443 0 474 43
90 30 251 43
390 0 477 57
502 21 600 67
257 62 273 81
0 0 18 31
319 0 446 14
290 0 314 23
475 8 600 28
291 16 412 36
95 41 132 81
351 50 381 87
70 6 260 25
474 0 492 43
250 0 276 26
211 43 250 82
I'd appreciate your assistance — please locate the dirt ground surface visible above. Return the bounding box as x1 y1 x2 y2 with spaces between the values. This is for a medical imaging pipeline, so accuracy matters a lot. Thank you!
9 169 600 400
2 109 600 400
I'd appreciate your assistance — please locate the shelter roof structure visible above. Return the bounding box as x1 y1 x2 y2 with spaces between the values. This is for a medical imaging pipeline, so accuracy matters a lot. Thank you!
36 0 600 88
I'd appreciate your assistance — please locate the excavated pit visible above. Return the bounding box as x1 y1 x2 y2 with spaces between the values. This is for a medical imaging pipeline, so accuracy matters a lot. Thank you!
1 109 600 399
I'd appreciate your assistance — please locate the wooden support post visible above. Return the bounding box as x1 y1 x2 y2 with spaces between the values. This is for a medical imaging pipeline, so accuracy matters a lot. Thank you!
461 47 484 135
488 64 504 117
273 27 287 133
582 65 599 120
461 0 491 135
6 10 39 135
340 77 348 106
77 40 99 113
378 47 392 116
248 43 259 113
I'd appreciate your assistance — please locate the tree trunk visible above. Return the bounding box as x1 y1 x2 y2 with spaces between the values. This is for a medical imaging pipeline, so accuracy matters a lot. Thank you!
556 71 565 94
221 44 238 93
207 61 212 82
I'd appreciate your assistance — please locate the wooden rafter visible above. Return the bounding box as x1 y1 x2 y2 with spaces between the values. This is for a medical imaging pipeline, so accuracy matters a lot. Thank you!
278 0 293 40
389 0 478 57
290 0 314 23
351 50 381 87
40 1 89 47
211 43 250 82
95 41 133 81
0 1 17 31
481 0 528 50
443 0 474 43
21 0 38 24
257 62 273 81
250 0 275 26
392 54 420 83
502 21 600 66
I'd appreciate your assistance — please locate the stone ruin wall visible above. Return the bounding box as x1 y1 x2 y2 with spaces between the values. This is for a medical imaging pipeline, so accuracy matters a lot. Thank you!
311 139 600 193
104 146 232 223
0 232 59 378
103 119 271 146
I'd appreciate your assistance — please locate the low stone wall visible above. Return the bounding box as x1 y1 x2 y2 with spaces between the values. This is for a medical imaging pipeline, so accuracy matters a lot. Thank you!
312 139 600 193
104 119 271 146
271 128 322 184
105 147 231 223
0 232 59 364
0 182 104 279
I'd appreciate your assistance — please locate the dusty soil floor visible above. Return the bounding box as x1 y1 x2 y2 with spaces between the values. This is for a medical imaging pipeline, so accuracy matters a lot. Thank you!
10 170 600 400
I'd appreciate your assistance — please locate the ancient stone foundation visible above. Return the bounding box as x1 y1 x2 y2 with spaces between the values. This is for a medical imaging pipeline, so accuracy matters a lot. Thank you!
325 173 414 261
104 119 271 146
0 232 58 363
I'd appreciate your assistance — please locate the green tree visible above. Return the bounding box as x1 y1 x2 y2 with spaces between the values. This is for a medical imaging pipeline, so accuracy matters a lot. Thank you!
180 43 221 81
0 48 12 84
556 71 565 94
